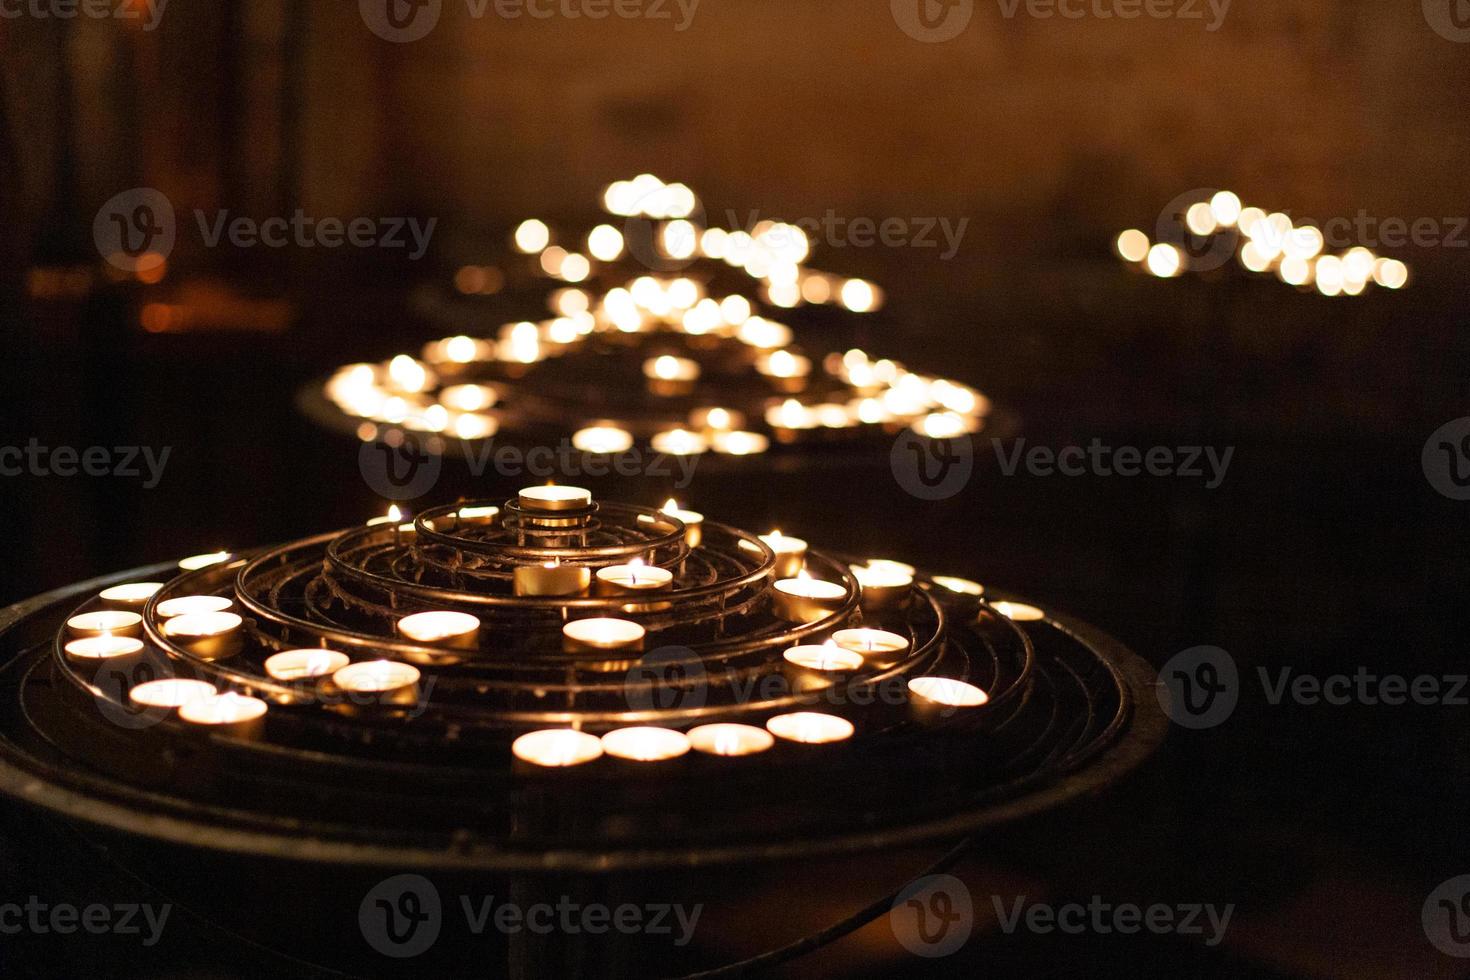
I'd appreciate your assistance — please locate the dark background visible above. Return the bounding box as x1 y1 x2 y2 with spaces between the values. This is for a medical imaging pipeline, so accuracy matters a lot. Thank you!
2 2 1469 976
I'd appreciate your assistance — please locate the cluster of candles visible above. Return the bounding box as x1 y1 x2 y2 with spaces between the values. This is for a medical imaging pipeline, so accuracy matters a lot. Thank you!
59 486 1039 772
1117 189 1410 296
321 176 991 454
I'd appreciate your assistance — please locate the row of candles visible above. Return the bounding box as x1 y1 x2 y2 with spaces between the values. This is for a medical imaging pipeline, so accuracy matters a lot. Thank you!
1117 189 1410 295
505 174 885 315
60 486 1041 761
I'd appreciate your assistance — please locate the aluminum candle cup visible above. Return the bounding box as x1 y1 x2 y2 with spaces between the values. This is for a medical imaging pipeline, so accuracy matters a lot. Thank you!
64 634 145 662
562 618 645 655
264 649 351 682
781 643 865 694
97 582 163 610
397 610 481 650
519 485 592 512
514 562 592 597
908 676 990 724
771 577 847 624
512 729 605 769
758 531 807 579
600 727 691 763
687 723 774 757
765 711 855 745
178 692 269 739
332 661 422 707
594 562 673 596
660 499 703 548
852 563 914 613
832 628 910 670
161 611 245 659
129 679 218 710
66 611 143 641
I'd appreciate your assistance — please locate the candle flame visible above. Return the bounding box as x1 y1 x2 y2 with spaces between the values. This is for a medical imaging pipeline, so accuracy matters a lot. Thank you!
386 504 402 522
662 498 680 513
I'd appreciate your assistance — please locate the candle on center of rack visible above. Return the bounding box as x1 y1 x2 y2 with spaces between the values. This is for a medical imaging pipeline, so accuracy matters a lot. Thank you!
758 530 808 578
264 649 351 681
514 559 591 597
519 484 592 512
398 610 481 648
562 617 646 654
512 729 604 768
772 571 847 623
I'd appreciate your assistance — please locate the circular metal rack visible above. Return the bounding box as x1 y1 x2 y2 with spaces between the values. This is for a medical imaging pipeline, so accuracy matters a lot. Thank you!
0 490 1162 875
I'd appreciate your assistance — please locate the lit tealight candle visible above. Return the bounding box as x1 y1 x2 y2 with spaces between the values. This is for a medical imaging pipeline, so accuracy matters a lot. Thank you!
765 712 854 745
650 429 709 457
832 628 910 669
161 611 245 659
710 430 769 456
513 560 591 597
990 601 1045 622
129 678 217 709
98 582 163 609
398 610 481 649
178 551 231 571
66 610 143 640
333 660 421 700
642 355 701 389
771 573 847 623
178 692 269 735
756 350 812 393
782 642 864 693
519 485 592 512
852 563 914 613
156 594 235 619
563 618 646 654
687 723 774 757
932 576 984 597
908 676 989 708
64 633 144 661
660 498 704 547
689 407 744 431
572 425 634 454
600 727 691 762
512 729 604 768
759 530 808 578
455 504 500 525
264 649 351 681
595 559 674 596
